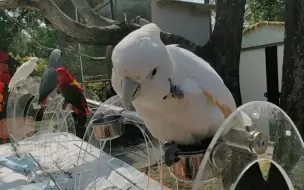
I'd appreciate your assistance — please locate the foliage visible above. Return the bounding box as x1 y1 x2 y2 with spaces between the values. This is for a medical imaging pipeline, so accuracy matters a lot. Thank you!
0 8 114 100
245 0 285 25
84 81 115 102
0 10 22 51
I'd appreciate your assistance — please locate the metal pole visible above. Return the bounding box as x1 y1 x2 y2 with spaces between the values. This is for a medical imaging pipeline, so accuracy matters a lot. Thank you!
109 0 116 20
28 153 63 190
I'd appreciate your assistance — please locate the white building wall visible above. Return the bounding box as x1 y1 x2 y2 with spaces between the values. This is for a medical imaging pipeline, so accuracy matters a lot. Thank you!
151 0 211 45
277 45 284 92
242 27 285 49
240 44 284 103
240 48 268 103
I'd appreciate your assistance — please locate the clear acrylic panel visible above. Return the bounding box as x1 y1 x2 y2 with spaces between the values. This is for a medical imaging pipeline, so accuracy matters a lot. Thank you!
74 97 162 190
185 101 304 190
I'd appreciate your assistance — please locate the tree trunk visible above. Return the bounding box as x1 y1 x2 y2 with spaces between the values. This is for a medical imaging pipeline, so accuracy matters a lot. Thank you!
202 0 246 106
203 1 266 189
280 0 304 136
161 0 246 106
267 0 304 189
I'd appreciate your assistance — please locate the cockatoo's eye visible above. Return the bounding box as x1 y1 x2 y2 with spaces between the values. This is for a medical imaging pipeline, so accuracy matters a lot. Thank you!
151 68 157 78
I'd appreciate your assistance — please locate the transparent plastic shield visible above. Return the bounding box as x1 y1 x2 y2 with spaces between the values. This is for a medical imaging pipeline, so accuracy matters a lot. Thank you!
31 87 100 172
83 88 101 103
38 94 75 133
36 96 77 172
74 99 163 190
6 76 55 142
187 101 304 190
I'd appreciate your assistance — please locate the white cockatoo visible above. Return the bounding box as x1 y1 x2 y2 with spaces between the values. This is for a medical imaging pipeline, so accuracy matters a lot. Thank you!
111 23 252 145
8 57 40 92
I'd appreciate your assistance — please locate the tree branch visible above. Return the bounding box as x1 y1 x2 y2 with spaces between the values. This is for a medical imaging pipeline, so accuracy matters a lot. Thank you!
70 0 114 26
92 2 107 12
0 0 21 9
132 16 150 26
130 16 203 54
1 0 203 54
24 0 139 45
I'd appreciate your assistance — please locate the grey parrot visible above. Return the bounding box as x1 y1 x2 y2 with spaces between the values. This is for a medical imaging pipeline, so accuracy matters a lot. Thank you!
38 49 62 105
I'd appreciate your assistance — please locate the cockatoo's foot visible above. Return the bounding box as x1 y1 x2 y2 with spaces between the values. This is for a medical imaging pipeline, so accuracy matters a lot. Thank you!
163 141 181 166
162 138 214 166
32 102 41 110
200 137 214 150
19 85 29 95
163 78 184 100
13 87 19 94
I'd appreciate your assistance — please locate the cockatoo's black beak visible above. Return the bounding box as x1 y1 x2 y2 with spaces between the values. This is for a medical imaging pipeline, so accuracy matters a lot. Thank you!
34 58 41 71
122 78 140 109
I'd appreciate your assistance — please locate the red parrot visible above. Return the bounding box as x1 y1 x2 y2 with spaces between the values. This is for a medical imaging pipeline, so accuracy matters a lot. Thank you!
0 52 12 85
0 52 12 119
56 67 91 125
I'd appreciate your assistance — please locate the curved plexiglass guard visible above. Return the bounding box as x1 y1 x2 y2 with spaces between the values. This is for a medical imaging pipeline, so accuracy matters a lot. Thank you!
75 96 161 190
190 101 304 190
6 76 58 142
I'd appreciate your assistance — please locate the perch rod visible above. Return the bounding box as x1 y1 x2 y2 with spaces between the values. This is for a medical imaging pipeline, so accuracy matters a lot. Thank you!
86 98 145 125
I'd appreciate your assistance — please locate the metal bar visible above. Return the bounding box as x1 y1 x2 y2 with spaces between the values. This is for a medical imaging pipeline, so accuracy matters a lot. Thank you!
86 98 102 107
105 163 142 190
109 0 116 20
73 143 99 159
9 134 20 158
85 99 145 125
28 153 63 190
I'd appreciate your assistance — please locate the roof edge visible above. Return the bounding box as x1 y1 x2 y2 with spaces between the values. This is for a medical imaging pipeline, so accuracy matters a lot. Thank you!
156 0 216 10
243 21 285 35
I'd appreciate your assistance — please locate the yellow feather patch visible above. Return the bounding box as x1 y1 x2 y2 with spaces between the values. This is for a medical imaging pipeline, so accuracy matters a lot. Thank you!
23 57 32 62
72 80 81 88
203 91 232 119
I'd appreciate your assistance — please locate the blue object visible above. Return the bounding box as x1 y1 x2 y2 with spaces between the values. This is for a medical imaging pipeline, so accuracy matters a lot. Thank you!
0 155 35 173
8 181 53 190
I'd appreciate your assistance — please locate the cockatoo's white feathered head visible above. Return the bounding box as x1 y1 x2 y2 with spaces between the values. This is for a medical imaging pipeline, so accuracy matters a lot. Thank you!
29 57 40 66
111 23 173 108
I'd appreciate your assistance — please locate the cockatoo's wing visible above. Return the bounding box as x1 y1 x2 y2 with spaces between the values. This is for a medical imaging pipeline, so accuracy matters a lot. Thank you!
8 61 36 92
166 45 252 129
166 45 235 108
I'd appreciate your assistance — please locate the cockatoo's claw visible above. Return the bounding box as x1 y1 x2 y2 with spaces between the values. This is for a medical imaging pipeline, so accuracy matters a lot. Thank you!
169 78 184 99
200 137 213 149
32 103 41 110
163 142 180 166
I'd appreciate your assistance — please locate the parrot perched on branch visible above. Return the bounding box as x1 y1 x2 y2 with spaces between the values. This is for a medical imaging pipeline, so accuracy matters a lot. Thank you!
8 57 40 92
56 67 91 126
111 23 252 146
38 49 61 105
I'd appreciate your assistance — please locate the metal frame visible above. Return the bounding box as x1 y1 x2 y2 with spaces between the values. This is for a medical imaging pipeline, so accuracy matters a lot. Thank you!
77 0 116 83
